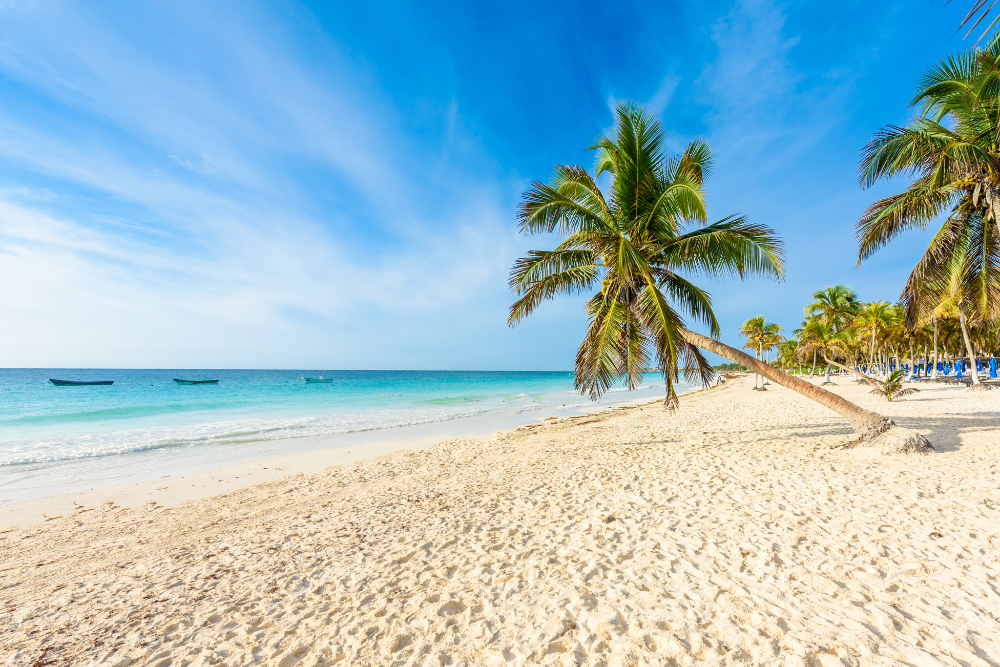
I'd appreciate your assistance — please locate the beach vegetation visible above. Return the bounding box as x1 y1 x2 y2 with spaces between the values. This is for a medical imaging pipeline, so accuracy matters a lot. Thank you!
738 316 784 390
712 362 748 372
508 102 784 408
509 103 931 449
870 369 919 402
856 30 1000 387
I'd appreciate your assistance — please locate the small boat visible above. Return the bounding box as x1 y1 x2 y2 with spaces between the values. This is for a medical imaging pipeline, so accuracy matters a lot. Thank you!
173 379 220 385
303 377 334 383
49 379 114 386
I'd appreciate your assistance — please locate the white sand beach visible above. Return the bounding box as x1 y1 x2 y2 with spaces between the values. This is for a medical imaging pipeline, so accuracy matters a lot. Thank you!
2 376 1000 666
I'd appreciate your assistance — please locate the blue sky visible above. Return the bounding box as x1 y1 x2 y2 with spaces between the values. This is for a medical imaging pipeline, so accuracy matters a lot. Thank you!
0 0 973 369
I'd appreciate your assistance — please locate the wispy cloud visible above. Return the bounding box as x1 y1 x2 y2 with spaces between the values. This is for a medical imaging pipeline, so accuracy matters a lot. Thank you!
0 0 533 368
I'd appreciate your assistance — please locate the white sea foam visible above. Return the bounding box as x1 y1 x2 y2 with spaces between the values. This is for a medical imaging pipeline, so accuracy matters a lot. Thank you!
0 371 688 504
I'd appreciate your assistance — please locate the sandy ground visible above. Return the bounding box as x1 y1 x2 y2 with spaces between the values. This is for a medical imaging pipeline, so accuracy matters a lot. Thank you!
2 376 1000 666
0 436 446 531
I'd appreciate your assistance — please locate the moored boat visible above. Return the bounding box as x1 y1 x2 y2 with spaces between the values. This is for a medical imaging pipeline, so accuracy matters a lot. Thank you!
303 377 334 383
173 379 220 385
49 379 114 386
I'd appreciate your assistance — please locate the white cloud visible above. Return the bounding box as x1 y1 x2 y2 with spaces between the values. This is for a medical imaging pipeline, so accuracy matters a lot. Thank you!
0 0 546 368
646 73 680 117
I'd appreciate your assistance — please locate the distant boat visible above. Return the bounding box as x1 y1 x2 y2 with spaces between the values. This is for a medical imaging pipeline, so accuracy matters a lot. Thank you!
49 379 113 386
303 377 334 383
173 379 220 385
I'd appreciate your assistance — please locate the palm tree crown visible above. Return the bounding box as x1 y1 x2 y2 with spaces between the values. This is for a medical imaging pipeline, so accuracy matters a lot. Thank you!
857 38 1000 326
508 102 784 407
805 284 859 331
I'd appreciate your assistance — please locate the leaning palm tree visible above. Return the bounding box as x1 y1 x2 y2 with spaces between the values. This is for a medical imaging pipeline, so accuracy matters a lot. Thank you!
797 321 870 386
509 101 932 451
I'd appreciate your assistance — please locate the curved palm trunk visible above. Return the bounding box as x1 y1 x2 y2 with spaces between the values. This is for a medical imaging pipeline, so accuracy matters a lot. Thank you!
958 308 981 386
680 329 911 442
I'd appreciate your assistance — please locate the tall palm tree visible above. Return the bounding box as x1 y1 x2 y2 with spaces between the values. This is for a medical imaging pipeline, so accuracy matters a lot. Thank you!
509 102 931 450
919 276 985 385
761 328 786 374
857 38 1000 387
739 316 782 389
854 301 895 377
805 285 859 382
805 284 859 330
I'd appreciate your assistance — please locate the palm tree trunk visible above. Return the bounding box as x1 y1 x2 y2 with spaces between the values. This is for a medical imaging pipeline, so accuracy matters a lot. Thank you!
824 355 879 387
679 329 925 444
754 344 761 389
987 183 1000 238
931 317 939 379
958 308 981 386
907 340 915 380
810 351 817 377
869 329 877 377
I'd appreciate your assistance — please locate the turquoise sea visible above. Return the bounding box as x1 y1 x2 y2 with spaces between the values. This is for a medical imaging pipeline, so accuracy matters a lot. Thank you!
1 369 686 504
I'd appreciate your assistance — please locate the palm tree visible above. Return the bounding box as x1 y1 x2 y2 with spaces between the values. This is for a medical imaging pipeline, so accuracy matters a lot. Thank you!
794 319 820 377
761 328 785 385
797 321 866 386
509 102 931 450
857 35 1000 242
871 369 919 402
917 276 986 386
776 339 801 373
805 284 859 329
857 41 1000 388
854 301 895 377
739 316 782 389
805 285 859 382
508 102 783 406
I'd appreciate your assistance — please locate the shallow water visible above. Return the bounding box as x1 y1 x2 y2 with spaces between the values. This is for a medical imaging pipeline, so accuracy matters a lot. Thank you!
1 369 687 503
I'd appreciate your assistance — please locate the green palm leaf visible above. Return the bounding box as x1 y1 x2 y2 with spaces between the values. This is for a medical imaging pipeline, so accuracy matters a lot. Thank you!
510 101 784 407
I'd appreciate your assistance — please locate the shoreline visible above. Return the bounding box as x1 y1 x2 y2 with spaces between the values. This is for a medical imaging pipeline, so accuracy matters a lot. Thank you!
0 389 693 530
5 376 1000 665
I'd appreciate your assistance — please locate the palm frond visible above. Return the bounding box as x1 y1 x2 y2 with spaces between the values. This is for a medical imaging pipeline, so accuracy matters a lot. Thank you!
654 215 785 280
508 250 599 325
856 186 956 263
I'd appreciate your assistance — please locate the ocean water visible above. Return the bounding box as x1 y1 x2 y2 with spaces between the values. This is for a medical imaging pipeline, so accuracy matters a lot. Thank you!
1 369 689 504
